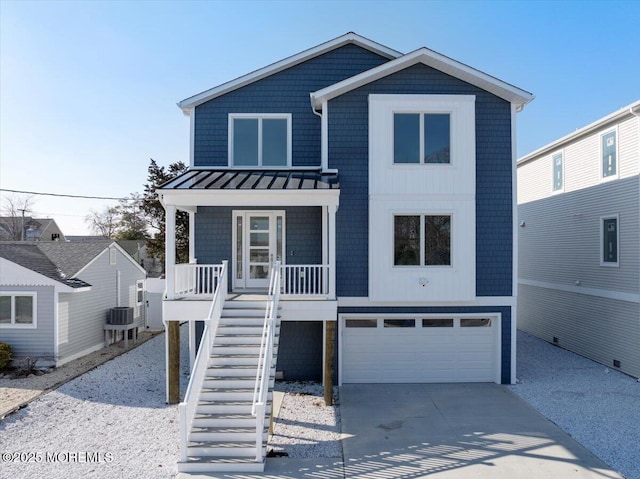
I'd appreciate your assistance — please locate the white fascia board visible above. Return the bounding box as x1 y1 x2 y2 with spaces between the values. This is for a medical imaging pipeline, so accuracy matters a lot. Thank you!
177 32 401 115
0 257 77 292
518 99 640 166
311 48 534 111
159 189 340 208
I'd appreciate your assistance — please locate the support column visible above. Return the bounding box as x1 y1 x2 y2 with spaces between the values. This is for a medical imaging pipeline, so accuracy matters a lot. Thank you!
324 320 336 406
327 205 337 300
165 205 176 300
321 205 328 295
189 210 196 263
168 320 180 404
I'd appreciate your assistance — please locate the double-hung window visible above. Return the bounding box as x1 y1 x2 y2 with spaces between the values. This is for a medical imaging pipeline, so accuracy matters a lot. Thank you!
394 113 451 164
394 215 451 266
229 114 291 167
0 293 36 327
552 152 563 191
601 130 617 179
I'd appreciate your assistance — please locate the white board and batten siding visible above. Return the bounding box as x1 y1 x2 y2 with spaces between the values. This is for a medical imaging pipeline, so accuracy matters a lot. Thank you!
368 94 477 302
57 246 146 364
341 314 500 383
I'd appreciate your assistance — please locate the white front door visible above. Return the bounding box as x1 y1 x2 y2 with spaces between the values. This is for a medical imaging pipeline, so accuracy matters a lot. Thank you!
233 211 285 290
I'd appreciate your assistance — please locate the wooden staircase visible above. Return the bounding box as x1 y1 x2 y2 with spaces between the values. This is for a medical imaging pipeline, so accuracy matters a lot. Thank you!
177 300 280 473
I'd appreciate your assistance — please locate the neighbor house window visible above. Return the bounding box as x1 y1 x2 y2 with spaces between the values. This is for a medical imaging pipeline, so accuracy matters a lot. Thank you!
229 114 291 167
109 248 117 265
552 152 563 191
0 293 36 327
394 113 450 164
394 215 451 266
601 216 619 266
602 130 617 178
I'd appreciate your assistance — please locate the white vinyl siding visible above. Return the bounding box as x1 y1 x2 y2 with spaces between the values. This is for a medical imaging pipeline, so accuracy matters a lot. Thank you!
518 115 639 204
341 314 500 383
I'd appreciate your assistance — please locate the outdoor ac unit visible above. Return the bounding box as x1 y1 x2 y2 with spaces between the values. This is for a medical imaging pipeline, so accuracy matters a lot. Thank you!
108 307 134 325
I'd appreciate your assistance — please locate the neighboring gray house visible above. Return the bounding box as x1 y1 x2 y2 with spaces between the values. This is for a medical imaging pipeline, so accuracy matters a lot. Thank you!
0 241 146 366
517 100 640 378
0 217 66 242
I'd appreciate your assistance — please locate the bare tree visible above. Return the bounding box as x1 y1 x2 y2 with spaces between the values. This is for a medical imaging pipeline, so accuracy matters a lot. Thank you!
85 206 119 238
0 194 36 240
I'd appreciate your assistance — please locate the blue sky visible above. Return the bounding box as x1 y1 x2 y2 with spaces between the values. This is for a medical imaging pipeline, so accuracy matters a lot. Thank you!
1 0 639 235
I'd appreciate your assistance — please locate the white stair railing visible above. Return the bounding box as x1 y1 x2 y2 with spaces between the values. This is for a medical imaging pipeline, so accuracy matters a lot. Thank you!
251 261 281 462
178 260 228 462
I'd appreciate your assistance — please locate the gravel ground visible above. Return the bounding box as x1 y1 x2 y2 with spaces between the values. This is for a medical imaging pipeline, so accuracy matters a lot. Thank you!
0 327 190 479
509 331 640 479
269 381 342 458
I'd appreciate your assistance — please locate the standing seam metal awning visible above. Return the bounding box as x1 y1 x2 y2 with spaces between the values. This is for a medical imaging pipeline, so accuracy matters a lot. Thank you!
159 169 339 191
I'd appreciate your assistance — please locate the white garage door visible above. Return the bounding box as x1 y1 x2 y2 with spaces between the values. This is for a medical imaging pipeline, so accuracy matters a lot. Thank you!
341 315 499 383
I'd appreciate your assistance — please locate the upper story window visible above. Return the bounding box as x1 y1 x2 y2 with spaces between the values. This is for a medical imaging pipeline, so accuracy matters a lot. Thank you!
601 130 617 179
394 214 451 266
552 152 563 191
0 293 36 328
394 113 450 164
229 114 291 167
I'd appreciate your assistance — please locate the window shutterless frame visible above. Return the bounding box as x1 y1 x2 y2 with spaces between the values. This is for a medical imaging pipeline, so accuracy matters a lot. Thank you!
228 113 292 167
552 151 564 192
600 127 618 181
393 213 452 267
600 214 619 267
0 292 37 328
393 112 452 165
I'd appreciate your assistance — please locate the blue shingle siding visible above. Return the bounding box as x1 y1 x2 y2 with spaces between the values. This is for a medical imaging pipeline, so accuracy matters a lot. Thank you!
195 206 322 289
193 44 390 167
338 306 512 384
276 321 323 381
328 63 513 297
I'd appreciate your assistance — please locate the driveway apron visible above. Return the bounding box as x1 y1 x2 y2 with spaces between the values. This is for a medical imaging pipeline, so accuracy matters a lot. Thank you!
340 383 623 479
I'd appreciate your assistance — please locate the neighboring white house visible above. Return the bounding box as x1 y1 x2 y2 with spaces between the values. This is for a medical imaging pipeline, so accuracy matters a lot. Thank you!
517 100 640 378
0 217 66 242
0 241 146 366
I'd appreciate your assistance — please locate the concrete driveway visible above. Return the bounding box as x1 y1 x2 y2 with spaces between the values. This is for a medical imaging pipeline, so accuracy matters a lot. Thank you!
340 383 623 479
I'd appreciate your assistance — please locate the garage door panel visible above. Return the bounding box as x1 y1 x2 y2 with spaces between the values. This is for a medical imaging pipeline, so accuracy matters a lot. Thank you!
342 316 498 383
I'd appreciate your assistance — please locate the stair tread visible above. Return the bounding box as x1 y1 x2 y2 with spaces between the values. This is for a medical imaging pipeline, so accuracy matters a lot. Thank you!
180 457 264 464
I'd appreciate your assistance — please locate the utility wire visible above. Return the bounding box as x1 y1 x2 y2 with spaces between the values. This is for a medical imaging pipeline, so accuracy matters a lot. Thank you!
0 188 134 201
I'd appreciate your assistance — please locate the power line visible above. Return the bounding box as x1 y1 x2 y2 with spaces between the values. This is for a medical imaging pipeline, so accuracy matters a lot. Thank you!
0 188 134 201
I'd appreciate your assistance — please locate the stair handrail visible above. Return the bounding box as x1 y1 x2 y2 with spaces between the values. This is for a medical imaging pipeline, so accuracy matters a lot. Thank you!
178 260 228 463
251 261 281 462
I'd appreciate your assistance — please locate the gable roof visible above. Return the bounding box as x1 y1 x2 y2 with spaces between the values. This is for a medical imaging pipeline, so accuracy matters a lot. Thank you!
518 99 640 166
310 47 534 111
35 241 112 277
0 242 92 289
177 32 401 114
0 217 65 241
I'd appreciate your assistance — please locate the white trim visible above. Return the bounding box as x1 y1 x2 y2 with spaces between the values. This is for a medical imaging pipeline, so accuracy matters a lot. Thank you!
189 211 196 263
600 214 620 267
178 32 401 113
338 312 502 385
228 114 292 168
337 296 517 308
518 100 640 166
510 103 518 385
599 126 619 182
0 291 37 329
160 189 340 208
189 108 195 167
518 278 639 304
311 48 533 111
54 292 59 360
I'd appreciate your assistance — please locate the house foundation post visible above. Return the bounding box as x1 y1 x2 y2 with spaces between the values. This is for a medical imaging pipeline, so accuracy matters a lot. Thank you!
324 320 335 406
168 320 180 404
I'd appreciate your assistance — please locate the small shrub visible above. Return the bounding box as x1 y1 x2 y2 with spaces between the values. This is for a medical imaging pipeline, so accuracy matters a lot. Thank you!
0 343 13 370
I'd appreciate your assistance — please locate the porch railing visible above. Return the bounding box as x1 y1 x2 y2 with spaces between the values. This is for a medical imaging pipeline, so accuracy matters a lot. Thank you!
280 264 329 297
178 261 227 462
174 264 223 298
252 261 281 462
